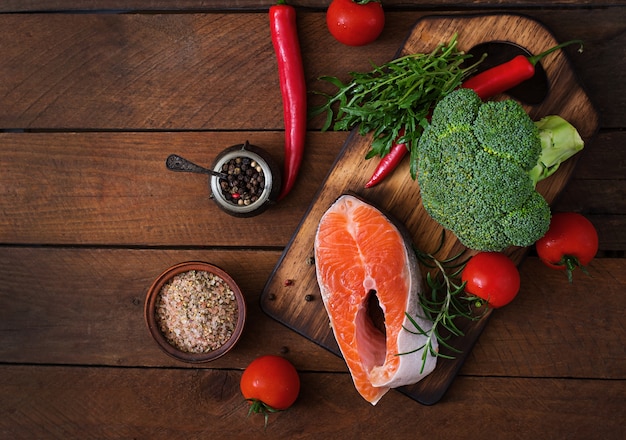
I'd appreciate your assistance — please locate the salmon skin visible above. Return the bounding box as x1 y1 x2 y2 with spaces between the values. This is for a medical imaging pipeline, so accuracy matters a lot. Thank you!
314 194 437 405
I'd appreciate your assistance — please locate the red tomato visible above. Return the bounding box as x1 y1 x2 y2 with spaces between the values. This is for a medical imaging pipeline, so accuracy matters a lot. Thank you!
240 355 300 416
461 252 520 308
535 212 598 282
326 0 385 47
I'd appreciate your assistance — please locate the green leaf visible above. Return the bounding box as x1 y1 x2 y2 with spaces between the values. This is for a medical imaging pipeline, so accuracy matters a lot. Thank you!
309 33 484 164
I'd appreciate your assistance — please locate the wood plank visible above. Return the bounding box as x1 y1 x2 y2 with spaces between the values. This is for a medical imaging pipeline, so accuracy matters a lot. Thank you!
1 365 623 439
1 246 623 379
261 13 601 405
0 131 347 247
591 215 626 253
1 9 625 129
0 12 402 131
559 11 626 130
556 180 626 214
463 257 626 378
558 131 625 181
1 1 622 13
0 13 281 130
0 130 622 248
0 247 344 370
552 132 626 252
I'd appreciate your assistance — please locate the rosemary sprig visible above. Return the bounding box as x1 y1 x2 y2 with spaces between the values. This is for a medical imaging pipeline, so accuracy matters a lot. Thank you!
309 34 484 173
399 231 484 372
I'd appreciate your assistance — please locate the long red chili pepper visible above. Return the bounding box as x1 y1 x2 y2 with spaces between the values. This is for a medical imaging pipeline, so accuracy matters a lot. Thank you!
364 39 582 188
270 1 307 201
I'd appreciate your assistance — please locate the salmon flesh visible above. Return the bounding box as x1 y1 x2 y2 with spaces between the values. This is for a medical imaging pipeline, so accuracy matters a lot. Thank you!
314 194 437 405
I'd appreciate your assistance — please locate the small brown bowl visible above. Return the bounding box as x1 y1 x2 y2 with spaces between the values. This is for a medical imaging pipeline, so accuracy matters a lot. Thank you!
144 261 246 363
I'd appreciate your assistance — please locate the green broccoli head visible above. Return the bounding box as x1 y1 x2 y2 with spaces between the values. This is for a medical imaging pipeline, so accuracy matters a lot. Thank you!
473 99 542 171
417 88 551 251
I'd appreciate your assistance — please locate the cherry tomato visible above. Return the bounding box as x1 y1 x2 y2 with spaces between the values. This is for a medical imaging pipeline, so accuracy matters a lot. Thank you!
535 212 598 282
240 355 300 423
326 0 385 47
461 252 520 308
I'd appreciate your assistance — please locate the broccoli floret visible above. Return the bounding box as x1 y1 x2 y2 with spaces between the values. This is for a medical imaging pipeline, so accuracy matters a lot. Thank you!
502 191 552 247
473 99 542 171
416 89 584 251
429 87 482 132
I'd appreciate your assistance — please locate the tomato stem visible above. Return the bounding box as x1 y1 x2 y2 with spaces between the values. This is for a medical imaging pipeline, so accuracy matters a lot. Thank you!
246 398 282 428
559 255 591 283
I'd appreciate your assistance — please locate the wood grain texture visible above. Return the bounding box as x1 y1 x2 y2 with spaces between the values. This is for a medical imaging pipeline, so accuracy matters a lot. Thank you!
0 130 621 248
2 246 622 376
0 247 344 370
0 12 403 131
0 14 281 130
1 365 624 439
0 131 346 246
0 131 622 249
261 14 599 405
466 257 626 378
0 0 623 12
1 9 625 129
0 0 623 13
0 3 624 437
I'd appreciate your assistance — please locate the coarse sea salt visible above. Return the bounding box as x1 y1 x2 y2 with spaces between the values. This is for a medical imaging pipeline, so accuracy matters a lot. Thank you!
155 270 238 353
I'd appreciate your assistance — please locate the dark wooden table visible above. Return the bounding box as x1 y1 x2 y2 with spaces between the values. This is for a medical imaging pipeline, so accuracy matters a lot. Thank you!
1 1 624 438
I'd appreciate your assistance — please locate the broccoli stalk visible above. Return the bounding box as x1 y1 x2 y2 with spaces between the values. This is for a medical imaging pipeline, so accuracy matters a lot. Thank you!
529 115 585 186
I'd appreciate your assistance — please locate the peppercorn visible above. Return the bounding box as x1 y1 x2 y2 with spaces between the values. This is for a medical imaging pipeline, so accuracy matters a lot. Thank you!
219 156 265 205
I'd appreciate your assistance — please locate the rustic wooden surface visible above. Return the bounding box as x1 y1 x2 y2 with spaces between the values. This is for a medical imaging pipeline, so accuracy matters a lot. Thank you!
1 2 624 439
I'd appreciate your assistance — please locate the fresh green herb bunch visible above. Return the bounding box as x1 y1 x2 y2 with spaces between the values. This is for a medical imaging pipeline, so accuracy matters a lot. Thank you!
400 232 484 372
310 34 483 172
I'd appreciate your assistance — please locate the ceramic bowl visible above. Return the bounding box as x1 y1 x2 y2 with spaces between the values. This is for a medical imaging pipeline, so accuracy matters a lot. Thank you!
144 261 246 363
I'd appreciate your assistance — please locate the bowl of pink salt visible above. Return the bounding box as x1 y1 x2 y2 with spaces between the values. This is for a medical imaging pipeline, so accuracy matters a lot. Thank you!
144 261 246 363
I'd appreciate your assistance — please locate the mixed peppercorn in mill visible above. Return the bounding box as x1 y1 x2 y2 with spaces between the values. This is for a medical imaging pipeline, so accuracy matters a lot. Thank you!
218 156 266 206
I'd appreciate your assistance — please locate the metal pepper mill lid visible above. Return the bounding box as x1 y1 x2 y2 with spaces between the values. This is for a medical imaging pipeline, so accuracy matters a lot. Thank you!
209 141 281 217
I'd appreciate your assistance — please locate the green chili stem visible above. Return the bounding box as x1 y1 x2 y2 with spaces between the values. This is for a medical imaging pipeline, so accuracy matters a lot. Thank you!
528 39 583 65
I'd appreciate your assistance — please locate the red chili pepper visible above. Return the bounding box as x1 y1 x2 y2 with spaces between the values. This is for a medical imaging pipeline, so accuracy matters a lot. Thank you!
364 39 582 188
462 39 582 100
364 129 407 188
270 1 307 201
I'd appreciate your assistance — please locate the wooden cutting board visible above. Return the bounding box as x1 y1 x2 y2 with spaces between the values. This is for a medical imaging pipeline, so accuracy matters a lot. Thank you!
260 14 599 405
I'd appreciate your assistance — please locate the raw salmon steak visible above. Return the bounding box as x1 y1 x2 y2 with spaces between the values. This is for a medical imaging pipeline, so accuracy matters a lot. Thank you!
314 194 437 405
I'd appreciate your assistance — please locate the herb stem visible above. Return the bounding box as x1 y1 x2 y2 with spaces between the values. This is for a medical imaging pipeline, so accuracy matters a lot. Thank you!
399 232 483 372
